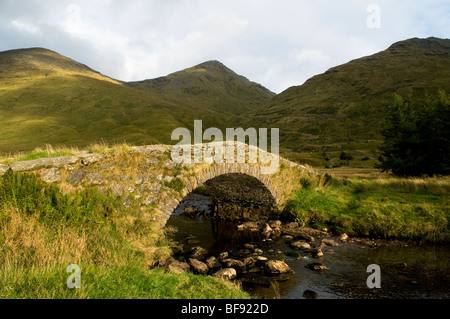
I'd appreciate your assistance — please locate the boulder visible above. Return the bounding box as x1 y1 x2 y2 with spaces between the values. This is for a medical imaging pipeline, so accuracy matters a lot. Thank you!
243 257 256 269
0 164 11 176
206 256 221 269
66 170 85 185
79 153 105 166
253 248 264 255
290 241 312 251
256 256 268 264
243 243 255 250
269 220 282 228
218 252 229 260
167 259 190 274
261 223 273 239
339 233 349 242
85 172 103 184
213 268 237 280
311 248 324 258
189 258 209 274
41 168 61 183
265 260 292 274
305 263 328 272
221 259 246 272
190 246 208 260
10 156 78 172
322 239 340 247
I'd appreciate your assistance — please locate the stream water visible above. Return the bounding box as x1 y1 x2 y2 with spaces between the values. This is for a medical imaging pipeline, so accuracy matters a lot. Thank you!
165 193 450 299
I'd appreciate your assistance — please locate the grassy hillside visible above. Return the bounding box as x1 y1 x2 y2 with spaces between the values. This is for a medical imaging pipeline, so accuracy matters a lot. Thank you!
0 48 272 154
240 37 450 166
1 38 449 164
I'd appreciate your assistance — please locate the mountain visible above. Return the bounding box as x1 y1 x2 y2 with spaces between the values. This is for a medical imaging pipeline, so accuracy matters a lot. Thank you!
241 37 450 165
1 38 448 164
0 48 272 153
128 60 275 114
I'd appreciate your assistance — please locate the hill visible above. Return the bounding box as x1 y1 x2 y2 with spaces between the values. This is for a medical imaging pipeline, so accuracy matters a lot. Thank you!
240 37 450 166
0 48 272 153
128 60 275 114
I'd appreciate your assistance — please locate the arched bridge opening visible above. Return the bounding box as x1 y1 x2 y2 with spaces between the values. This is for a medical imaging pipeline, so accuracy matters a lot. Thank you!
203 173 278 221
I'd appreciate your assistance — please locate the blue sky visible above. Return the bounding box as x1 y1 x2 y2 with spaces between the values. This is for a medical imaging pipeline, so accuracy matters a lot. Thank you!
1 0 449 93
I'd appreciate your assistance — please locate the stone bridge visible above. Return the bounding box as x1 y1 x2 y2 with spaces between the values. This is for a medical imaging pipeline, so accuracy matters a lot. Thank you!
0 143 313 225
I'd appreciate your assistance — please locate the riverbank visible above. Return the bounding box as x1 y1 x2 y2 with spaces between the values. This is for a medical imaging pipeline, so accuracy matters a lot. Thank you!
285 174 450 243
0 171 248 299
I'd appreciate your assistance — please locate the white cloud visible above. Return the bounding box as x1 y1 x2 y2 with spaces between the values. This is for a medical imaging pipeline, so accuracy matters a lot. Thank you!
11 19 39 34
291 49 331 67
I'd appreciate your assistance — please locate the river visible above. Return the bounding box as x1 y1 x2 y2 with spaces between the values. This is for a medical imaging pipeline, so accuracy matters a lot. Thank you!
165 193 450 299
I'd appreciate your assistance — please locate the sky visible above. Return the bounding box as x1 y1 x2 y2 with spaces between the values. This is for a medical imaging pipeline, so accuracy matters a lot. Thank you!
1 0 449 93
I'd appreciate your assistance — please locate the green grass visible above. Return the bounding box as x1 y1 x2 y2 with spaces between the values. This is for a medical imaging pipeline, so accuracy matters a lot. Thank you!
0 171 249 299
286 175 450 242
0 265 248 299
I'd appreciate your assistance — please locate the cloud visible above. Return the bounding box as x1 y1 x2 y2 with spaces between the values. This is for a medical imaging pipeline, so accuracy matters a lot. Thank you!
0 0 449 93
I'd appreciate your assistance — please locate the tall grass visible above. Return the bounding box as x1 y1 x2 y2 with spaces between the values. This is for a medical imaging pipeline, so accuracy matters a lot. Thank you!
0 171 248 299
0 141 136 164
286 175 450 242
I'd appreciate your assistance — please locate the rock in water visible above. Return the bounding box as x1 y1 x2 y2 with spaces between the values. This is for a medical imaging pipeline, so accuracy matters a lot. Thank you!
213 268 237 280
322 239 340 247
190 246 208 260
303 290 319 299
189 258 209 274
221 259 246 272
206 256 221 269
290 241 312 251
305 263 328 272
311 248 324 258
261 223 273 239
265 260 292 274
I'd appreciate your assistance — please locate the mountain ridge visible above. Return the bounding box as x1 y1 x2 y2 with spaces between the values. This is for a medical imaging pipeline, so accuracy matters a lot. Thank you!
128 59 275 114
240 37 450 165
1 36 449 165
0 47 273 153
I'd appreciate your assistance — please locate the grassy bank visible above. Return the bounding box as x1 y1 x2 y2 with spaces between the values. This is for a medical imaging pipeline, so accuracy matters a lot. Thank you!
0 171 248 299
286 175 450 243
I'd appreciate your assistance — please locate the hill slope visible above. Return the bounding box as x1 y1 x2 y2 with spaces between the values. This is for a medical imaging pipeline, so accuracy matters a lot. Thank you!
0 48 272 153
128 60 275 114
241 37 450 164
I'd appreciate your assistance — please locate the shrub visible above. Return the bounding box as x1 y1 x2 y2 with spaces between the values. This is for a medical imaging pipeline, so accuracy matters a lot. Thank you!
165 178 186 193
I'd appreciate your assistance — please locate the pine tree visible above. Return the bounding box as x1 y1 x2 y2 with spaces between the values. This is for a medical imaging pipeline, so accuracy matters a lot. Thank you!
377 90 450 176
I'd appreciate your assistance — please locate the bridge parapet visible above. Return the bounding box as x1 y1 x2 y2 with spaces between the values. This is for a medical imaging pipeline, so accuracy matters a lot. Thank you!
0 143 313 226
